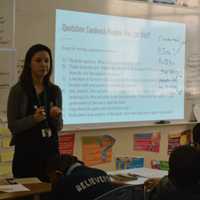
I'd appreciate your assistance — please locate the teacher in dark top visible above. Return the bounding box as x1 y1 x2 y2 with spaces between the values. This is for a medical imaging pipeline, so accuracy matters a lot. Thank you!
7 44 63 182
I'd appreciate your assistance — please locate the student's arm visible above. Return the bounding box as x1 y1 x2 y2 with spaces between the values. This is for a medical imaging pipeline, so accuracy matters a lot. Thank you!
144 178 161 192
146 176 173 200
50 178 66 200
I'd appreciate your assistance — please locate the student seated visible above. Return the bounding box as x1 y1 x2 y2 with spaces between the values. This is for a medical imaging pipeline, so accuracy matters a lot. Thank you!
192 123 200 149
145 145 200 200
46 154 115 200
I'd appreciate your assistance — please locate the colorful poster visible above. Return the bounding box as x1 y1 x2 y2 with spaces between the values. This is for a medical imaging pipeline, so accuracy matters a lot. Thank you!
151 160 169 171
58 133 75 155
168 129 191 154
82 135 115 166
134 132 160 152
116 157 144 170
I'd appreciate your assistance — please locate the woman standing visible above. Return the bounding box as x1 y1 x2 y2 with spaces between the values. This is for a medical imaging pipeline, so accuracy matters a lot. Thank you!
7 44 63 181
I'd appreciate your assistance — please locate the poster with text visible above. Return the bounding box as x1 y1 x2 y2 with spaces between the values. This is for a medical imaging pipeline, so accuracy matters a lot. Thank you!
151 160 169 171
116 157 144 170
134 132 160 152
59 132 75 155
82 135 115 166
168 129 191 154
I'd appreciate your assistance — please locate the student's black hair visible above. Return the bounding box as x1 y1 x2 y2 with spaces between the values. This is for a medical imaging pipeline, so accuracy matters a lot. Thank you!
168 145 200 188
46 154 84 174
19 44 53 90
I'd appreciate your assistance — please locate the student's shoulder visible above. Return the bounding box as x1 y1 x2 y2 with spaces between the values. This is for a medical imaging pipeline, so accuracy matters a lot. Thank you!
87 166 108 176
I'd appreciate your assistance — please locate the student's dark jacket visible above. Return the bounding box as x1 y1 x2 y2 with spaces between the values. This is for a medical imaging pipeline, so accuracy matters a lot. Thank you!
51 164 115 200
149 176 200 200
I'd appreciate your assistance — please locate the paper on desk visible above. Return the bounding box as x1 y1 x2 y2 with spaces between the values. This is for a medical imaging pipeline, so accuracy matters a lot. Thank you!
0 184 30 193
108 168 168 179
130 168 168 178
110 175 148 186
123 177 148 185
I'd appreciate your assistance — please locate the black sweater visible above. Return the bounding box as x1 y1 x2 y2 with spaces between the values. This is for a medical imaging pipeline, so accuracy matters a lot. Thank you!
51 165 115 200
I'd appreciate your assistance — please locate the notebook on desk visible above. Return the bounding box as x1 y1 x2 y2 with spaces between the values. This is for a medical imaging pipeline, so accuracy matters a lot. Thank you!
0 178 30 193
110 174 138 182
14 177 41 184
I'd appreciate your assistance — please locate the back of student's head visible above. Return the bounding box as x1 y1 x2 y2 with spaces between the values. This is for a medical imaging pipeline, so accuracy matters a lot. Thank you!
193 124 200 148
168 145 200 188
46 154 84 185
46 154 83 175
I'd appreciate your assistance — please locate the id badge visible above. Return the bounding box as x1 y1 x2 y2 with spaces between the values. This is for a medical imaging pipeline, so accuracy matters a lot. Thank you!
41 129 52 138
47 129 52 137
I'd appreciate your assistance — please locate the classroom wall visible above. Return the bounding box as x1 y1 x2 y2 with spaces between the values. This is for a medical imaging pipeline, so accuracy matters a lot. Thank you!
72 123 194 171
14 0 200 171
0 0 200 176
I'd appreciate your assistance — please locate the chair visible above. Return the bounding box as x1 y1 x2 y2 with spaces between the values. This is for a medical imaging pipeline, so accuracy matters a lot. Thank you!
94 184 135 200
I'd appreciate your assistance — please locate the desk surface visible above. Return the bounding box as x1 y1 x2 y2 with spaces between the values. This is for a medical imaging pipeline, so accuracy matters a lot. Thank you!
108 167 168 185
0 182 51 200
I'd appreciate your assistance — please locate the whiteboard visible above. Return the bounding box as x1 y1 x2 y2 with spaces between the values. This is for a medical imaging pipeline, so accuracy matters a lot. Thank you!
0 0 15 48
14 0 200 128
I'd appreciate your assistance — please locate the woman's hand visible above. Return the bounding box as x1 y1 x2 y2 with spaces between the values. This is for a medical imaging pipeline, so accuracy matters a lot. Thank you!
50 106 61 119
33 106 46 122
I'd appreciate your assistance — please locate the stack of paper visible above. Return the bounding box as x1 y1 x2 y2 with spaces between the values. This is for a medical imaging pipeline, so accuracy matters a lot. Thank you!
0 184 30 193
15 177 41 184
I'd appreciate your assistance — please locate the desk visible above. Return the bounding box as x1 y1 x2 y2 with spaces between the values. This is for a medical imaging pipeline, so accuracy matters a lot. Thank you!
108 167 168 185
108 168 168 200
0 182 51 200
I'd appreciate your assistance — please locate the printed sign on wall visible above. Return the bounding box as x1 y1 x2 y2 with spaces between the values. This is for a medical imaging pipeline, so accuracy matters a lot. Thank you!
134 132 160 152
82 135 115 166
168 129 191 154
59 132 75 155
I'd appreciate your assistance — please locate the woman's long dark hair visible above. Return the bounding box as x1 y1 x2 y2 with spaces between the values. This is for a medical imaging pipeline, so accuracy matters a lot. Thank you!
20 44 53 91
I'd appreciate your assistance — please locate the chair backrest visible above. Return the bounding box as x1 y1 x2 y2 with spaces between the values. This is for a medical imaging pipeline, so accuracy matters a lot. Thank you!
94 184 134 200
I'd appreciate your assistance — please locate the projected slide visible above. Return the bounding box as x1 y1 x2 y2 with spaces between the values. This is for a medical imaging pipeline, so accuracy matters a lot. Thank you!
55 9 185 125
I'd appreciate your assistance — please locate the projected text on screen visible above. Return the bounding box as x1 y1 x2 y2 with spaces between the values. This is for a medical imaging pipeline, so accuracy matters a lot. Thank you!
55 9 185 125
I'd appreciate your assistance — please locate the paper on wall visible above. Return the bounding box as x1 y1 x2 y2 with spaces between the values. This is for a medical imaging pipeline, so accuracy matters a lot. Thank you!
0 150 14 162
193 104 200 121
0 162 12 176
